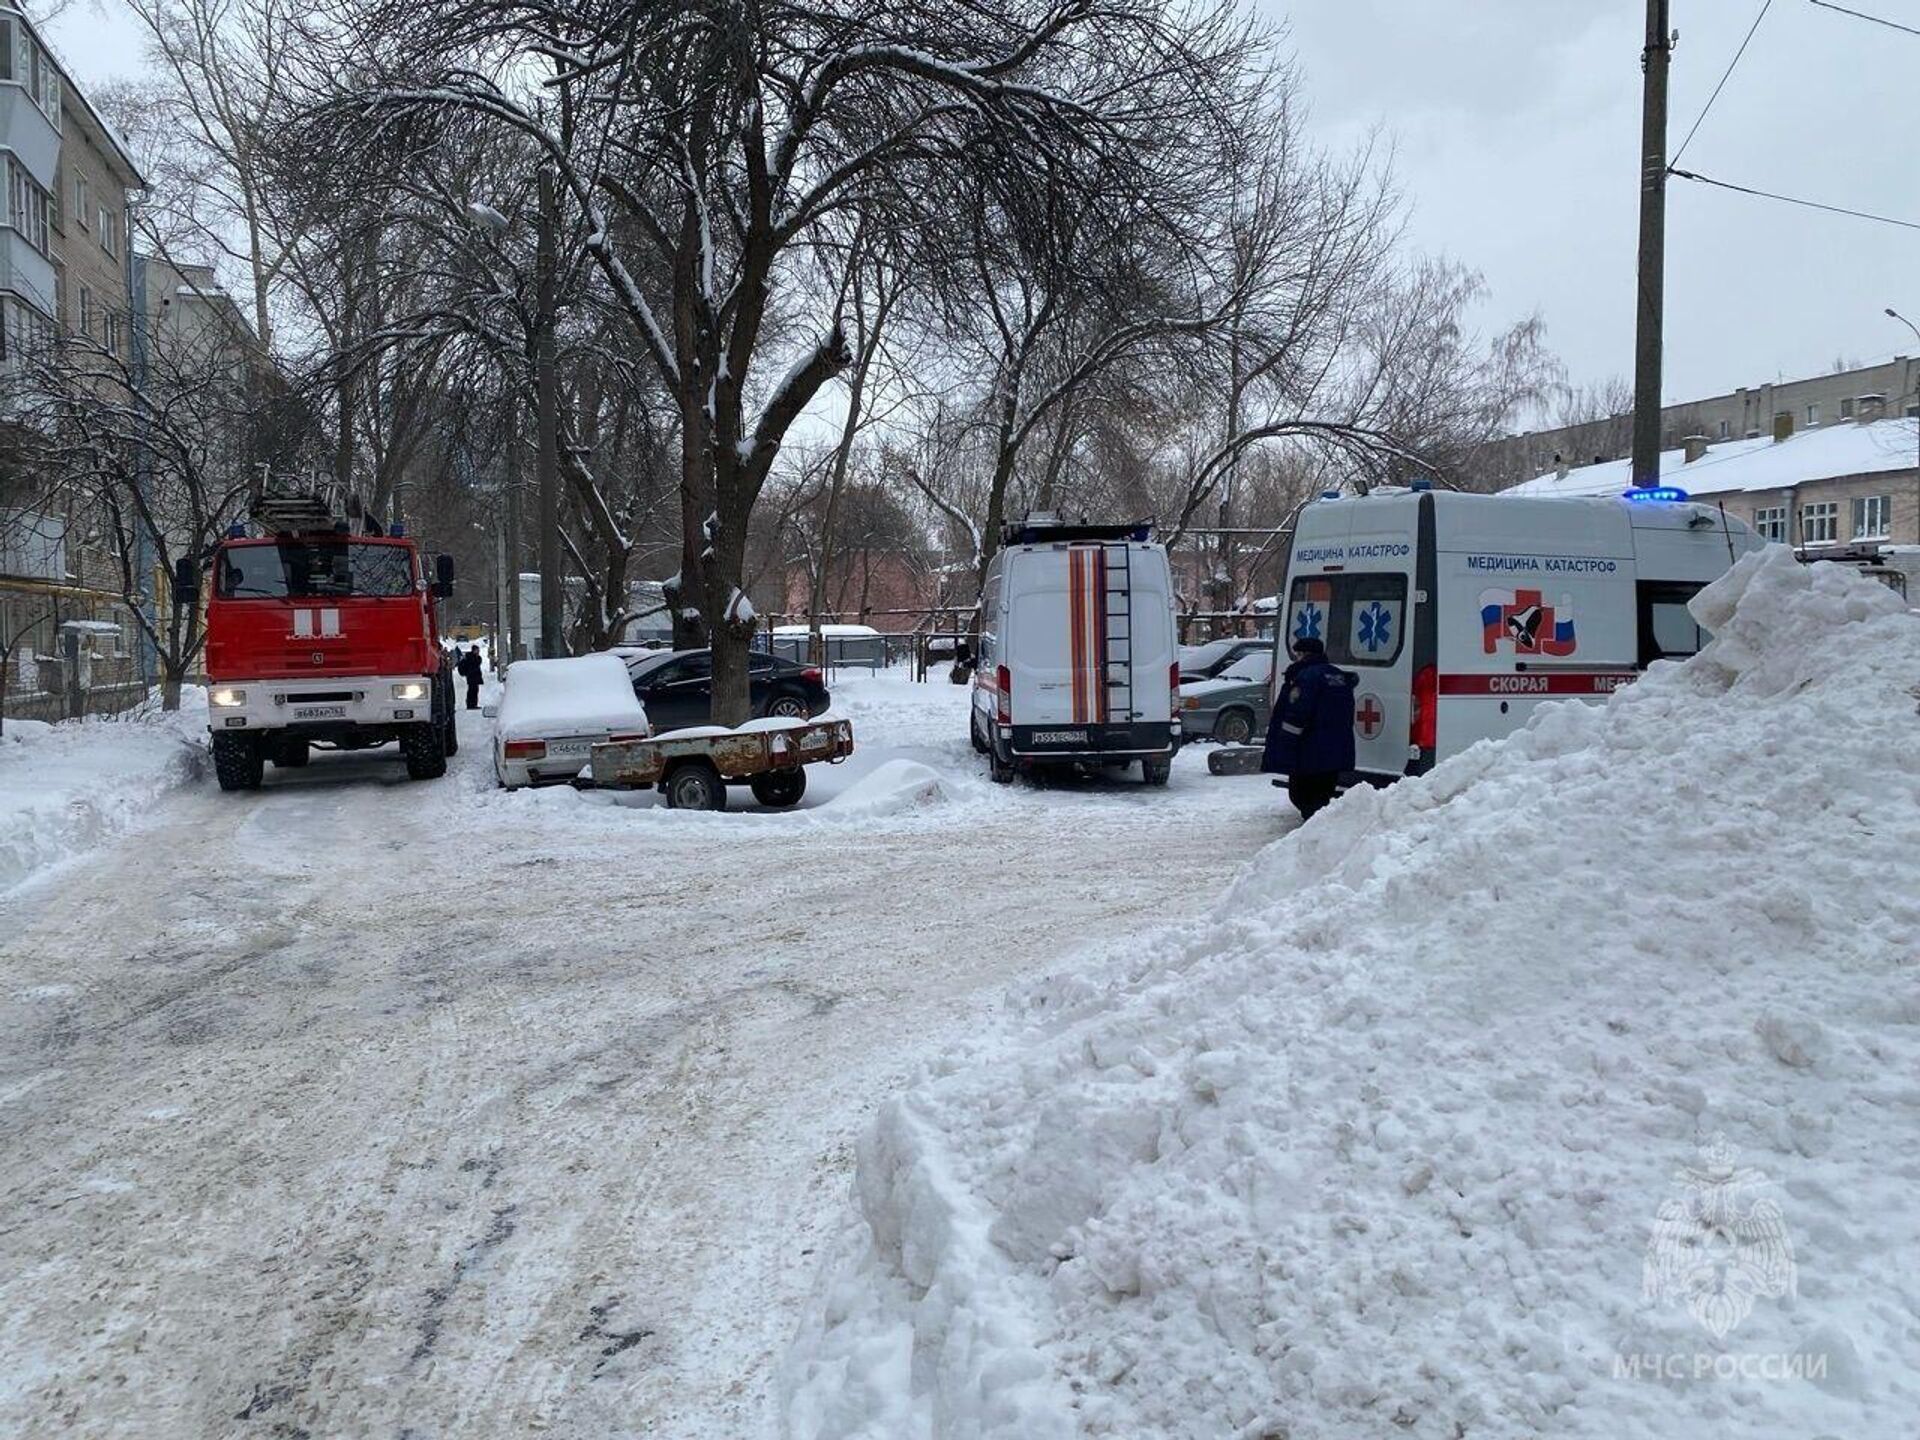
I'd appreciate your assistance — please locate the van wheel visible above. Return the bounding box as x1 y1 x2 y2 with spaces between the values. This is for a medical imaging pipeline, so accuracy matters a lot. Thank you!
1142 755 1173 787
988 739 1016 785
1212 707 1254 746
272 738 310 769
401 722 448 780
748 767 807 808
970 718 989 754
212 733 263 791
665 759 727 811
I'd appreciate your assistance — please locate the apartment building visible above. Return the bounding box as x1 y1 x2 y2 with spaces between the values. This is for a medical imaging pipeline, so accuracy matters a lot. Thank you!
1482 355 1920 492
1505 411 1920 595
1 3 148 720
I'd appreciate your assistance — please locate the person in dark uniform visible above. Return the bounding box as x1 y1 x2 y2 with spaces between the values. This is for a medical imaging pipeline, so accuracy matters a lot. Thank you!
457 644 484 709
1260 635 1357 820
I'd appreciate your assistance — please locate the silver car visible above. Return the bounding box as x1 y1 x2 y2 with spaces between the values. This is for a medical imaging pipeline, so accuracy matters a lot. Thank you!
1177 647 1275 745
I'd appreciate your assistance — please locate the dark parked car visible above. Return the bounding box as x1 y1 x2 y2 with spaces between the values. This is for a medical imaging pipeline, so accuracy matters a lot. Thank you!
1177 637 1269 683
624 648 831 732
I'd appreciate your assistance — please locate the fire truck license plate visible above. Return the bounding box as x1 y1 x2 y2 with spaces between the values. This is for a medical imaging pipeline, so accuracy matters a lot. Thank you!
295 705 347 719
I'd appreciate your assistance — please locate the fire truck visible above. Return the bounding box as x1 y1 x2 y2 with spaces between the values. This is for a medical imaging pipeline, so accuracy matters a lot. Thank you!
177 487 459 792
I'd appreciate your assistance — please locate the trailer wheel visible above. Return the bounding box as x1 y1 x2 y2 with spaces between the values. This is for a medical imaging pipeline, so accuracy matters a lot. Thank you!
212 732 264 791
1142 754 1173 787
665 759 727 811
1212 707 1255 746
401 721 448 780
272 738 311 768
748 767 807 808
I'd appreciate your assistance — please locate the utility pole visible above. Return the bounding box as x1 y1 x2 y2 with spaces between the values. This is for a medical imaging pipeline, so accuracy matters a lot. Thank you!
535 165 564 658
505 416 524 661
1630 0 1674 489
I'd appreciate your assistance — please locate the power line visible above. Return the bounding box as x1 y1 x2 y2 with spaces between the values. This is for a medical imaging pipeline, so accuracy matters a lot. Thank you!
1672 0 1775 165
1808 0 1920 39
1668 165 1920 231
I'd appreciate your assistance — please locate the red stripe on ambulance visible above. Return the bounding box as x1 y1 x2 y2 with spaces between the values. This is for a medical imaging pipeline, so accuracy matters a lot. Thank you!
1438 672 1637 696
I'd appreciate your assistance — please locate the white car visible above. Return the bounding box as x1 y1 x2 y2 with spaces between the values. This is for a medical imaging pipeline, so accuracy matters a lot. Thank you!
491 653 650 789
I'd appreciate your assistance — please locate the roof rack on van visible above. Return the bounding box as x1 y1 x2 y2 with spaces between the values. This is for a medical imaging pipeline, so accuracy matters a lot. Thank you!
1003 514 1153 546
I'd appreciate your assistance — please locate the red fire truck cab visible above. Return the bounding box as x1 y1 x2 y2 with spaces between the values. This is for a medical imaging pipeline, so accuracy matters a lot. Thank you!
184 518 459 792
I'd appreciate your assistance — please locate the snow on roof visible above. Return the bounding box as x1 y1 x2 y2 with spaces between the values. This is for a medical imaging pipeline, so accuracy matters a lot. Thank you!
1507 417 1918 500
496 654 647 742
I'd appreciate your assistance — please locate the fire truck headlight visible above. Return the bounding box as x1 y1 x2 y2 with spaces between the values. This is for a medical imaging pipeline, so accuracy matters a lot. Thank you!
211 687 246 708
391 681 430 702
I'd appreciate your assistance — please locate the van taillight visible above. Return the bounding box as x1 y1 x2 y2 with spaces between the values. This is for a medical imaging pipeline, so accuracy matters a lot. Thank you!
996 665 1011 724
503 739 546 760
1169 661 1180 701
1411 665 1437 751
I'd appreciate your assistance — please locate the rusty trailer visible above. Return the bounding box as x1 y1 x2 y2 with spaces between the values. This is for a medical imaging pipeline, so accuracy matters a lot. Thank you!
588 717 854 810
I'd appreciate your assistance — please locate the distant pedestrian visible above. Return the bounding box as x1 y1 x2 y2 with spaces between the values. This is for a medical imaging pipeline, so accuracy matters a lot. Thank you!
457 644 484 710
1260 635 1357 821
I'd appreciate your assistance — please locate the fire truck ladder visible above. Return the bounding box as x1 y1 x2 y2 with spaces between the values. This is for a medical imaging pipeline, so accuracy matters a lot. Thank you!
1102 542 1134 722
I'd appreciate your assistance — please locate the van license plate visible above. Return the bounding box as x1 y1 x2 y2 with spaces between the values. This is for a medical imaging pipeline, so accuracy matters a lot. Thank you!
296 705 346 719
1033 730 1088 744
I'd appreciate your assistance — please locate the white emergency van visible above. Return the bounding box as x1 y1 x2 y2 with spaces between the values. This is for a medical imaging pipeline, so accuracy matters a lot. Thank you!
1271 486 1765 783
972 517 1181 785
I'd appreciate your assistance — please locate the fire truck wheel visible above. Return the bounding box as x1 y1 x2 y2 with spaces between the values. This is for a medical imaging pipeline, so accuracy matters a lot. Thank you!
1142 755 1173 787
1212 707 1255 746
401 722 448 780
748 767 807 808
272 739 311 768
665 759 727 811
212 733 264 792
441 709 460 757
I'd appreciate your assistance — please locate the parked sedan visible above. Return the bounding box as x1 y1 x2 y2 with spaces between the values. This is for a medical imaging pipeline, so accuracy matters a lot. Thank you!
1177 648 1276 745
492 653 651 788
1178 637 1269 684
625 648 832 733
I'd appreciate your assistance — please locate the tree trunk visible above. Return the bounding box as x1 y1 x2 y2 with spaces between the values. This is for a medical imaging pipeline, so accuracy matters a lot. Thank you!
160 663 184 713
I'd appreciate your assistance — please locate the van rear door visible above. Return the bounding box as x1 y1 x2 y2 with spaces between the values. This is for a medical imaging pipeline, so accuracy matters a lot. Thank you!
1005 542 1176 733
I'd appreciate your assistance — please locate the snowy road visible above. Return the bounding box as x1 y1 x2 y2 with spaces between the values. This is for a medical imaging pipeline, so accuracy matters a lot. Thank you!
0 675 1288 1438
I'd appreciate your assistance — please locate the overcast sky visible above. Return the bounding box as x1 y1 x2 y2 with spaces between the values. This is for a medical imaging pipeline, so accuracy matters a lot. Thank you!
44 0 1920 407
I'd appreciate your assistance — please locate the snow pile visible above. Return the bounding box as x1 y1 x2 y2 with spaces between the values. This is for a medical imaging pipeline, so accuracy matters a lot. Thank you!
784 550 1920 1439
0 693 209 895
495 654 648 740
819 758 949 820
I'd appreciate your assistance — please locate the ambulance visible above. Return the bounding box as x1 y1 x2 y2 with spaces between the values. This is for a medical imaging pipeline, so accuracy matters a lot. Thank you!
971 516 1181 785
1272 484 1766 784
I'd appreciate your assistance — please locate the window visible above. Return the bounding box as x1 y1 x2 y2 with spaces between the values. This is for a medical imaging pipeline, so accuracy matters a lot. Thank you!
6 160 50 257
73 174 89 230
214 542 416 598
1852 495 1891 540
1840 397 1856 419
1753 506 1788 543
1717 419 1730 439
99 209 118 257
1805 404 1819 426
103 311 121 355
1801 502 1839 545
1638 582 1708 664
0 19 11 82
76 285 92 336
1286 572 1407 667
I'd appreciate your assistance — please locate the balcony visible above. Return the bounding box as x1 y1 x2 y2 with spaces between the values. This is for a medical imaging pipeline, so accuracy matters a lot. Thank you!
0 81 58 188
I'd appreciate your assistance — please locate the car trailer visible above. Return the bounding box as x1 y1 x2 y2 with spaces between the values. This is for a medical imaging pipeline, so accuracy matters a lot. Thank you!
588 717 855 810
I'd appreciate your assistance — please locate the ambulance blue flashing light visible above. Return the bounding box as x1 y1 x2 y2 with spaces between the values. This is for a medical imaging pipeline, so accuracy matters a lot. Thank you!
389 522 406 537
1319 490 1341 500
1623 485 1690 504
1410 478 1433 492
227 522 247 538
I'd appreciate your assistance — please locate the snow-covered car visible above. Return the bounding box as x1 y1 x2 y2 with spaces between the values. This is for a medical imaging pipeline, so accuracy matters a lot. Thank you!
1177 637 1268 683
1178 648 1275 745
491 653 650 789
